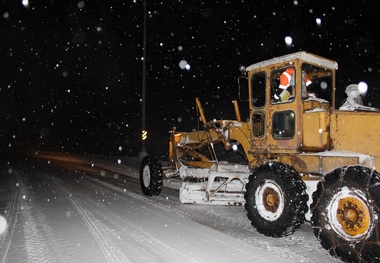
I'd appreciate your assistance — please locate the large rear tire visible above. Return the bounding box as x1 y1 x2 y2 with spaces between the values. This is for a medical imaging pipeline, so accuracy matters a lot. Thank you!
311 166 380 263
244 162 308 237
140 156 163 196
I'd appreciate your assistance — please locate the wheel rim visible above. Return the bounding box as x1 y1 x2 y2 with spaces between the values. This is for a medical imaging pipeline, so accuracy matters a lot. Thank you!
328 188 371 240
142 165 151 188
255 180 285 221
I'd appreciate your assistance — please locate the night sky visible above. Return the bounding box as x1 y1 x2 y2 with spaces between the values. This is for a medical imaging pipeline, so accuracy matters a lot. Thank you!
1 0 380 157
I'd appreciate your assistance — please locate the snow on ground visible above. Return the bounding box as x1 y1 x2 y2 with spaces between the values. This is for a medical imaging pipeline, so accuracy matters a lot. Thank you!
0 152 341 263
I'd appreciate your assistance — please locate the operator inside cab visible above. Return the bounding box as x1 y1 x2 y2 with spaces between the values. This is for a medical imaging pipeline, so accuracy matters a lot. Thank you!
271 66 298 103
271 64 332 104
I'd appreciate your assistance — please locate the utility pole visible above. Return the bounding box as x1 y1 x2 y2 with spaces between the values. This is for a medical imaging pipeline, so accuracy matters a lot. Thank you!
139 0 148 157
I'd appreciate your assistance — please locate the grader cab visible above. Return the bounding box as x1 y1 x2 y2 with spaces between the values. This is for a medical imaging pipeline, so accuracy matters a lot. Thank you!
140 51 380 263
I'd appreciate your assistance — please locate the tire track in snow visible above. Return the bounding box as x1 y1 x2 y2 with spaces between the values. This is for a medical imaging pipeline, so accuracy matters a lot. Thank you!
50 177 132 263
1 170 55 263
80 197 202 263
57 177 202 263
21 204 55 263
16 171 71 263
13 163 131 263
68 196 132 263
16 160 199 263
13 171 54 263
0 172 20 263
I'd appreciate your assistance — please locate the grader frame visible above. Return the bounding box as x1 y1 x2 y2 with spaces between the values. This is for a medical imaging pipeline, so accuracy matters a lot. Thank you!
140 51 380 263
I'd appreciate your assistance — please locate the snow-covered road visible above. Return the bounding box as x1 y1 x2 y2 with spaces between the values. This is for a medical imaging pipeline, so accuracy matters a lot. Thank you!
0 153 341 263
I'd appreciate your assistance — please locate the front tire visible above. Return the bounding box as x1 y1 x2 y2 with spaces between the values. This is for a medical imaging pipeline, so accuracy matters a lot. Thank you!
244 162 308 237
140 156 163 196
311 166 380 263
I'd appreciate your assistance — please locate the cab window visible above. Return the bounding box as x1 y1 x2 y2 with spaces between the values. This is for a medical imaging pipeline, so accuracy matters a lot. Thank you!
250 71 266 108
272 110 295 139
301 63 333 103
252 112 265 137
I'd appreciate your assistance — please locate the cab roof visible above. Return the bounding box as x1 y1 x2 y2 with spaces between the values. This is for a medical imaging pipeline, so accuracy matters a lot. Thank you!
246 51 338 72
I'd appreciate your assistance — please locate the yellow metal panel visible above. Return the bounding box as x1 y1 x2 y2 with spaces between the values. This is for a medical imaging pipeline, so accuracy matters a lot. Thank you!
330 111 380 156
281 154 362 174
302 111 330 150
303 100 330 111
280 155 320 173
321 156 359 174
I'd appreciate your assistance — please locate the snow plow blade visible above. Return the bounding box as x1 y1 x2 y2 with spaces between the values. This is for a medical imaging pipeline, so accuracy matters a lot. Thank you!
179 163 249 205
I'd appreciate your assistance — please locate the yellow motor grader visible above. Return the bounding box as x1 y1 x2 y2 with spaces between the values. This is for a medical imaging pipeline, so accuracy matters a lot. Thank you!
140 51 380 263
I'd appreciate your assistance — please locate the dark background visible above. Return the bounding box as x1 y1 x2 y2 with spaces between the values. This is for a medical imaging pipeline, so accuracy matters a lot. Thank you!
1 0 379 158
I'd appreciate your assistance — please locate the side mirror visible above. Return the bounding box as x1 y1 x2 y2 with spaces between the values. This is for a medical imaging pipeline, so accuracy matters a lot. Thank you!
238 76 249 102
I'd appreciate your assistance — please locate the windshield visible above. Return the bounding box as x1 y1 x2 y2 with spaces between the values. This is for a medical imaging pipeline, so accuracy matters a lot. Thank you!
301 63 333 104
